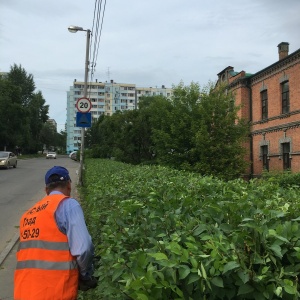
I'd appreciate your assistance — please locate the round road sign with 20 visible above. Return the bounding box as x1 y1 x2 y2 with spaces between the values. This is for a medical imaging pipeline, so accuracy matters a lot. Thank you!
76 97 92 113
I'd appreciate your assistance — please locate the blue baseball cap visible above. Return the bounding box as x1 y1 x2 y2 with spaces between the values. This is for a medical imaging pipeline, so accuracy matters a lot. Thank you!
45 166 71 184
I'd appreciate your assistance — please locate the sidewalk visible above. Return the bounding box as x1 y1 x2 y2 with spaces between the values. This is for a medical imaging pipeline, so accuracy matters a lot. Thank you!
0 239 18 300
0 164 80 299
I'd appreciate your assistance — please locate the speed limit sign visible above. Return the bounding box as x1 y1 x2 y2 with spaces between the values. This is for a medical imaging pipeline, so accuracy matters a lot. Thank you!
76 97 92 113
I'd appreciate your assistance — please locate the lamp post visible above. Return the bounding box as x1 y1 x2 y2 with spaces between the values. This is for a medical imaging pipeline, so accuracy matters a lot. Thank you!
68 25 91 186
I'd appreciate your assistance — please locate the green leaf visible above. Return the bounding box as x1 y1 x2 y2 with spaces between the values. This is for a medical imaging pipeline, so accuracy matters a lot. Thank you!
275 286 282 296
187 273 200 285
241 218 254 222
269 244 282 258
283 279 297 295
200 235 212 241
190 257 198 268
284 285 296 295
179 265 191 280
174 286 183 297
148 253 168 261
200 263 207 279
211 276 224 288
157 233 167 237
237 284 254 295
237 270 249 284
223 261 240 274
136 293 149 300
168 241 182 255
193 224 207 236
112 268 123 282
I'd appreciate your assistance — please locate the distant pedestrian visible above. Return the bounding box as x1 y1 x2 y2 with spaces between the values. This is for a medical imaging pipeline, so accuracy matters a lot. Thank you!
14 166 97 300
15 146 20 155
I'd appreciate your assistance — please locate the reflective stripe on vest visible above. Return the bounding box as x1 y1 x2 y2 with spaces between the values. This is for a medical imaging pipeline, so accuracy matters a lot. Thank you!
18 240 70 251
16 259 77 270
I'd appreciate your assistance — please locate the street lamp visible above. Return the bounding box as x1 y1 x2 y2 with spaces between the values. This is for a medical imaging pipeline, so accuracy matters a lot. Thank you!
68 25 91 186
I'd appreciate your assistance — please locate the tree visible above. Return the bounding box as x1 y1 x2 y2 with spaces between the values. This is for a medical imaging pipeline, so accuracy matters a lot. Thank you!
26 92 49 152
86 81 250 179
56 130 67 153
190 83 250 179
40 122 57 151
141 82 249 179
149 82 202 168
0 75 25 150
0 64 50 153
7 64 35 107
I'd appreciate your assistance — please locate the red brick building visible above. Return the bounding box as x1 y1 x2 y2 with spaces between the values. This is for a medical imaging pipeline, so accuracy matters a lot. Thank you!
217 42 300 177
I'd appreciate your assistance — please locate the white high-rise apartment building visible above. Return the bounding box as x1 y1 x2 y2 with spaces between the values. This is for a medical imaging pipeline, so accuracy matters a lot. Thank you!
66 79 172 153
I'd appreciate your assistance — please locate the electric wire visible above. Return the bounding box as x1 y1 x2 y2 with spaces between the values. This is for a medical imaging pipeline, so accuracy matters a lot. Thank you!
90 0 102 82
94 0 106 72
86 0 106 100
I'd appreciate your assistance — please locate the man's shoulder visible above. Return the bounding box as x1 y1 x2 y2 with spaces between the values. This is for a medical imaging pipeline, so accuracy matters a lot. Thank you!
61 197 80 207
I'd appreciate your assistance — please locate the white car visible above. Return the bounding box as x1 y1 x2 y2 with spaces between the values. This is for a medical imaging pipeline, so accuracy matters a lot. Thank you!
0 151 17 169
69 151 78 161
46 152 57 159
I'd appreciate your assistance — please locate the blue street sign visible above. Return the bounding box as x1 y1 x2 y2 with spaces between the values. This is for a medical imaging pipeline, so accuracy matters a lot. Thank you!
76 112 92 127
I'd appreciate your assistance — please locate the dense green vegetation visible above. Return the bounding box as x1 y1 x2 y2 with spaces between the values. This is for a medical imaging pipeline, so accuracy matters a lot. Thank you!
86 82 250 180
80 159 300 299
0 64 66 153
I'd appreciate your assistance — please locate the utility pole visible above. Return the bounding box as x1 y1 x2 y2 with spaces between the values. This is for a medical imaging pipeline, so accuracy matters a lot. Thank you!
68 25 91 186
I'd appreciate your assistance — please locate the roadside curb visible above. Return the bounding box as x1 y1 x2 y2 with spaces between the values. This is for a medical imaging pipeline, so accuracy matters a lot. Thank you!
0 230 19 267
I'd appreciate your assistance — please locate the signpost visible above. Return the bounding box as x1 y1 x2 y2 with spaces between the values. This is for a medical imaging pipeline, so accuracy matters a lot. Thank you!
75 97 91 185
76 97 92 113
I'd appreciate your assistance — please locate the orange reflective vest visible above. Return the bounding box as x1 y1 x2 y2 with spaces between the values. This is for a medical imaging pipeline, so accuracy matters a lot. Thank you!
14 194 79 300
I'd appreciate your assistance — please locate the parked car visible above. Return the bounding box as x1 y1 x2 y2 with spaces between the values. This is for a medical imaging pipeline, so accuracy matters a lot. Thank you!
69 151 77 160
0 151 17 169
69 151 77 158
46 152 57 159
70 151 78 161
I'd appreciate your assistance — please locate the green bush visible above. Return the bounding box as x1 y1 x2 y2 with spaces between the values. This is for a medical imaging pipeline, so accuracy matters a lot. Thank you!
81 159 300 299
261 171 300 189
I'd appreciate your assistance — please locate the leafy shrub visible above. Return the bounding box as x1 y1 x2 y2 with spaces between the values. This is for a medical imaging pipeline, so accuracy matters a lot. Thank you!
81 159 300 299
261 171 300 189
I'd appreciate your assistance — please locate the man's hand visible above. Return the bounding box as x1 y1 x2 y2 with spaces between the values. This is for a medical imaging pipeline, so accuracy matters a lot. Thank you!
78 276 98 291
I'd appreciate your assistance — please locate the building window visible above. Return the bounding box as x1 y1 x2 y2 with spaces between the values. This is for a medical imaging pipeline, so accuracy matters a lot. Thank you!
282 142 291 170
261 145 269 171
281 81 289 114
261 90 268 120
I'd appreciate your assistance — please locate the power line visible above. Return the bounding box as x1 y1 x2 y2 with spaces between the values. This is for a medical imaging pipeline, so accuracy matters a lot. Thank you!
94 0 106 69
83 0 107 100
90 0 107 82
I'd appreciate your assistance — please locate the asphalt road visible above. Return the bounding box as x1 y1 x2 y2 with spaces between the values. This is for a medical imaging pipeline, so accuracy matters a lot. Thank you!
0 155 80 299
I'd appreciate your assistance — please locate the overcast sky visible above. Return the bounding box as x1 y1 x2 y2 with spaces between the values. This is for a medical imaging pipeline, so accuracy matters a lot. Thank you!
1 0 299 132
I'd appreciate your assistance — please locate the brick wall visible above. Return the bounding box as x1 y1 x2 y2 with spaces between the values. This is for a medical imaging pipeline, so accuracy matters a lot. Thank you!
250 55 300 176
